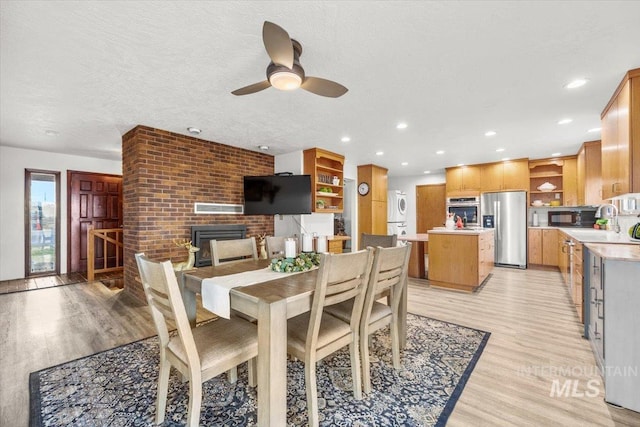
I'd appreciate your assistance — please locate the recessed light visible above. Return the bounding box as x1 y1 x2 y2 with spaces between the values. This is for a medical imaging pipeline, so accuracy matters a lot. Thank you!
187 127 201 135
396 122 408 130
341 136 351 142
496 148 505 152
588 127 601 133
558 118 572 125
258 145 269 151
485 130 497 137
436 150 445 155
423 170 431 174
551 152 561 157
376 151 384 156
45 130 59 136
565 78 588 89
457 163 464 167
401 162 408 166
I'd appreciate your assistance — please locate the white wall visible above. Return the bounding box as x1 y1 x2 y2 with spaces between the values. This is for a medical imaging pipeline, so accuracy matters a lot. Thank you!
0 146 121 280
388 173 446 235
273 150 359 248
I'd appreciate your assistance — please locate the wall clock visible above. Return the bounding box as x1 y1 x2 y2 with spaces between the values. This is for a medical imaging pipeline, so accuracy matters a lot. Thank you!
358 182 370 196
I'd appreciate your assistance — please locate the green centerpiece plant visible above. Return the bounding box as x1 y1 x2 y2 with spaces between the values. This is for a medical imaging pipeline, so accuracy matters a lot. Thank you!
270 252 321 272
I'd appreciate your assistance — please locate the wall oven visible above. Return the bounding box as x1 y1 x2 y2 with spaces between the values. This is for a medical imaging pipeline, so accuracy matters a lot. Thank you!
446 196 480 226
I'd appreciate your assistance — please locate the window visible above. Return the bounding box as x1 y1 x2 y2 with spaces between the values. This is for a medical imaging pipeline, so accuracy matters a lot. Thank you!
25 170 60 276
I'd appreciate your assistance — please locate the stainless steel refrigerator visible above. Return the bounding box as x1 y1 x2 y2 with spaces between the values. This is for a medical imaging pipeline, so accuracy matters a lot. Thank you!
481 191 527 268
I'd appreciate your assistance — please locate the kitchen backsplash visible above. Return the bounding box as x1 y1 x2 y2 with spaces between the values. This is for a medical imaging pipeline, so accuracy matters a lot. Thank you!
528 206 640 231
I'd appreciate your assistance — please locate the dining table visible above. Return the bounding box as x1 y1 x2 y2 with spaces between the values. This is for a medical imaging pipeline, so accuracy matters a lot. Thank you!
179 257 408 427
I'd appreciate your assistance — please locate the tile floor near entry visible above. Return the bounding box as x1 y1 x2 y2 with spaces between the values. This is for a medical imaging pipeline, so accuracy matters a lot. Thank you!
0 271 123 294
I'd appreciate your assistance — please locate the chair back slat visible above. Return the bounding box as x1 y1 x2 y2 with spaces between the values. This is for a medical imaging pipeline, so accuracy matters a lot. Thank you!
305 249 374 351
135 253 200 368
361 244 411 326
265 236 287 258
211 237 258 266
360 233 397 250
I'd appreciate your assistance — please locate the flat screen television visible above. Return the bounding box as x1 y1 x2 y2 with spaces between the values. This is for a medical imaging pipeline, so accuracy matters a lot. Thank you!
243 175 312 215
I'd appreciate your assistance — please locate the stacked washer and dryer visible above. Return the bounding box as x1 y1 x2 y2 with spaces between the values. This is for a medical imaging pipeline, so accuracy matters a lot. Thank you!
387 190 408 238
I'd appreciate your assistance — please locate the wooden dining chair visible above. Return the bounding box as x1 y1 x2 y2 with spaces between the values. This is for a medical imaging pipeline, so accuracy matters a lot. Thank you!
210 237 258 266
324 243 411 393
360 232 397 250
265 235 287 258
135 253 258 427
286 249 374 427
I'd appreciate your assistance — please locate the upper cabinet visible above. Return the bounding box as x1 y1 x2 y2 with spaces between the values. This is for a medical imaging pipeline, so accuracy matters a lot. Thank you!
445 165 481 195
600 68 640 200
357 164 388 235
528 156 578 206
303 148 344 213
480 159 529 192
576 140 602 205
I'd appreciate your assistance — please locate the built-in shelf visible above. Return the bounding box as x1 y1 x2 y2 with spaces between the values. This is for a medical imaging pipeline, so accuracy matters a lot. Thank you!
304 148 345 213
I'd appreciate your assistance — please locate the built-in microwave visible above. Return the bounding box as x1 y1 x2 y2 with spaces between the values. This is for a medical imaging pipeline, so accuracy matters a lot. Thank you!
548 209 597 227
446 196 480 226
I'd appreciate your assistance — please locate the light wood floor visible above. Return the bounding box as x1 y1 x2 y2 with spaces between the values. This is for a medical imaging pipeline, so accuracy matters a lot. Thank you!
1 267 638 426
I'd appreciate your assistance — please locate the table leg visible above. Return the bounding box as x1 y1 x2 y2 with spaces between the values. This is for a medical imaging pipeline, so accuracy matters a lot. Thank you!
257 298 288 426
399 278 407 349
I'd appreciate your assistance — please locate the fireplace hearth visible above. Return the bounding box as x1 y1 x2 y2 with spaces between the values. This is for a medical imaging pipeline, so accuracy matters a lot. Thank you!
191 224 247 267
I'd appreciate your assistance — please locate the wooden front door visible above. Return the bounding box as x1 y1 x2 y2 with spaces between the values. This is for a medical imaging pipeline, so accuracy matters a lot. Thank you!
68 171 123 273
416 184 446 233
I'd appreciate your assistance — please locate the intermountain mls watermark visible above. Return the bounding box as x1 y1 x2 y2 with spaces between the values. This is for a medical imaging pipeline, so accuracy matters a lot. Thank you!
517 365 638 397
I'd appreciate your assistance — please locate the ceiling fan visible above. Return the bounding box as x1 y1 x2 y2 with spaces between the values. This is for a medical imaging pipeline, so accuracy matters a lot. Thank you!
231 21 348 98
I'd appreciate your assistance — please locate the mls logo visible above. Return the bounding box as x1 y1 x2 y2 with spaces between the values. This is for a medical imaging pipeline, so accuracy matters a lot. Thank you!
550 379 600 397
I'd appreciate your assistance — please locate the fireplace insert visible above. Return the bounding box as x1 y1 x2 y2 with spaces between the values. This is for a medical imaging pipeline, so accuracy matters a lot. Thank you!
191 224 247 267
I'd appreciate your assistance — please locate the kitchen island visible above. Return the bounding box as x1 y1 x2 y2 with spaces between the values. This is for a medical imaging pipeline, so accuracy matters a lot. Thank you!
427 228 494 292
398 234 429 279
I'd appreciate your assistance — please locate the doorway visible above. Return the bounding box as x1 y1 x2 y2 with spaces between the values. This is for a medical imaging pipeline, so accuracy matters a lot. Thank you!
416 184 446 233
67 171 123 273
25 170 61 277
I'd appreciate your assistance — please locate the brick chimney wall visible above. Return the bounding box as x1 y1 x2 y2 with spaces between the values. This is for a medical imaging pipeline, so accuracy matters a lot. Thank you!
122 125 274 301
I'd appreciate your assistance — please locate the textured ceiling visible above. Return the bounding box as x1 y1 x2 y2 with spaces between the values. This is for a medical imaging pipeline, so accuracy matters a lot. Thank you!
1 1 640 176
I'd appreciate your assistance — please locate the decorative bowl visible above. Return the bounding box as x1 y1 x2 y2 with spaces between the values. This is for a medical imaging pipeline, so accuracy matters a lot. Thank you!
537 182 557 192
532 200 543 207
549 200 561 206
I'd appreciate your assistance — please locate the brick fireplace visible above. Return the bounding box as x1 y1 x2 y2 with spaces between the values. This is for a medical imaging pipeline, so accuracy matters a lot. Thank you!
122 125 274 301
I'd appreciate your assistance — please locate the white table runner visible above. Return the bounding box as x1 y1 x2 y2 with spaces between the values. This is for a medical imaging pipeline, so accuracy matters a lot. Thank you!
201 267 308 318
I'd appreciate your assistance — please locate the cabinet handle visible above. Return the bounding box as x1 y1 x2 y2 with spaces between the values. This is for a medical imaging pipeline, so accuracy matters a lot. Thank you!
597 300 604 320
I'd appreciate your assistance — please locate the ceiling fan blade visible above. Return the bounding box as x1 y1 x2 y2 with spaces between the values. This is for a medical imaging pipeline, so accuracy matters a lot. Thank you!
262 21 294 68
231 80 272 96
301 77 348 98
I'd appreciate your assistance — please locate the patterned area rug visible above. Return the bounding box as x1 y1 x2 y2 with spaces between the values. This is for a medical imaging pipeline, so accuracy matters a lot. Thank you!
30 314 490 426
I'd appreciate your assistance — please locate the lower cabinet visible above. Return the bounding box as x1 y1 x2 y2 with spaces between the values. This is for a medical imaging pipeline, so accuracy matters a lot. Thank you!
427 230 495 292
557 230 584 322
528 228 558 267
585 248 640 413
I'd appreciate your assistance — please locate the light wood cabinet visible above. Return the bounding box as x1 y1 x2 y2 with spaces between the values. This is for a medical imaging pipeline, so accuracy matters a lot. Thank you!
303 148 344 213
528 228 558 267
562 157 578 207
600 68 640 199
480 159 529 192
427 230 494 292
528 156 577 206
445 165 480 195
576 140 602 205
357 164 388 235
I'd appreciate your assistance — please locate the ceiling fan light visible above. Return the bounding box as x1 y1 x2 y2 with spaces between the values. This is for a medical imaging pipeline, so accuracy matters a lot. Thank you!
269 71 302 91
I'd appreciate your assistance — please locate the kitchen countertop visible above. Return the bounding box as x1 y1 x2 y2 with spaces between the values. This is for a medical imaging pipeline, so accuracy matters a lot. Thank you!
583 243 640 261
398 234 429 242
427 228 494 235
558 228 640 245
